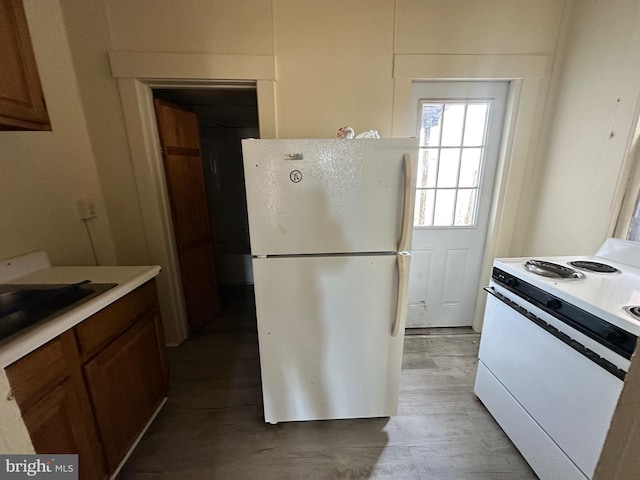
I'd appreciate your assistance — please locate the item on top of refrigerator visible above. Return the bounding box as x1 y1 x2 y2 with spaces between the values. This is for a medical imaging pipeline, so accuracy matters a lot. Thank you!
336 126 355 139
355 130 380 139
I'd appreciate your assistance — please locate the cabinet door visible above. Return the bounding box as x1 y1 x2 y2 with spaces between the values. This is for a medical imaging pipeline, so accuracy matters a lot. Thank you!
0 0 50 130
22 380 107 480
5 331 106 480
84 311 168 472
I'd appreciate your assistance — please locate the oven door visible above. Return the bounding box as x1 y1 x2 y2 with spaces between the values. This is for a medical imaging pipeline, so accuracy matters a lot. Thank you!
475 287 623 479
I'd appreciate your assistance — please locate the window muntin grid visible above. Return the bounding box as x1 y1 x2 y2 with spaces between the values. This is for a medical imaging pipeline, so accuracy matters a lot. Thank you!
414 101 490 227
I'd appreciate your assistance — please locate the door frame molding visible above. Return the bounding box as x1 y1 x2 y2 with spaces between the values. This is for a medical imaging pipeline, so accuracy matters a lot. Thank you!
110 52 276 344
392 54 548 330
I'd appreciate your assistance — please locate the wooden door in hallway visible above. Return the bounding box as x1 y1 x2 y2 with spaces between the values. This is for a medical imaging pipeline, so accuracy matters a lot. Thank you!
154 99 220 330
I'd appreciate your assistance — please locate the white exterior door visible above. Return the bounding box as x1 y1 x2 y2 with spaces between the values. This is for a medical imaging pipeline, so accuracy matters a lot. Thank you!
406 81 508 328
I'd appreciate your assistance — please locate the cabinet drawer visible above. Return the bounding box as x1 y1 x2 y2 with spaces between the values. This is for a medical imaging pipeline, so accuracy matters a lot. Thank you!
75 281 157 359
5 330 77 410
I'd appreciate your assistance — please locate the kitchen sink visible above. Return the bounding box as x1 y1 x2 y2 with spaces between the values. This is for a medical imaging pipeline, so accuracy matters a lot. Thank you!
0 289 51 309
0 281 117 341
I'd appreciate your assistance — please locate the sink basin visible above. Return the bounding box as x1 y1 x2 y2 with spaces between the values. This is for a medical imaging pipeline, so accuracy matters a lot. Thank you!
0 289 48 307
0 281 117 341
0 281 93 317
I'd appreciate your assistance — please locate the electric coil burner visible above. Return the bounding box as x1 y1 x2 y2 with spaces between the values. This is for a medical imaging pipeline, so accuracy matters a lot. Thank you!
623 305 640 320
523 260 584 279
568 260 620 274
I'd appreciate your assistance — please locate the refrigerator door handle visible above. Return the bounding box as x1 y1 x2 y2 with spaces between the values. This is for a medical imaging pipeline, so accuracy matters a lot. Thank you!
392 252 411 337
398 153 416 253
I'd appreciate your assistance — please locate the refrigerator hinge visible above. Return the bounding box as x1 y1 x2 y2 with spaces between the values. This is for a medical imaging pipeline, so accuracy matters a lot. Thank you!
256 255 267 259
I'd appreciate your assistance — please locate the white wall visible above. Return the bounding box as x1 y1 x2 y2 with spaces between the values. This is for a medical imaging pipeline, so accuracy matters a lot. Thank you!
395 0 564 54
70 0 566 261
105 0 273 54
0 0 116 267
526 0 640 255
274 0 396 138
60 0 150 266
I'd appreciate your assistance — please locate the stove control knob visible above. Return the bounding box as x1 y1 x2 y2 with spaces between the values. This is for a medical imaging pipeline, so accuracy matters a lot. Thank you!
545 298 562 310
505 278 519 288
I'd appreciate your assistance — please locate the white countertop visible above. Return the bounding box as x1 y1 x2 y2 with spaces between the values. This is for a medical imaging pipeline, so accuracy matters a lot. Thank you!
0 264 161 368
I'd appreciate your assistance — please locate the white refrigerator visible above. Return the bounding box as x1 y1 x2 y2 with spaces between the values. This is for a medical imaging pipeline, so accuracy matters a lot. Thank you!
242 138 418 423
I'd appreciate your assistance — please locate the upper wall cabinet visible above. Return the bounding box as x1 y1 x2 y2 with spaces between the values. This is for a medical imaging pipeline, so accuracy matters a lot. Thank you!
0 0 50 131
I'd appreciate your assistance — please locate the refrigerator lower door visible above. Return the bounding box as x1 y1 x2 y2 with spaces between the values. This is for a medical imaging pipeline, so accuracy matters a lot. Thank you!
253 254 405 423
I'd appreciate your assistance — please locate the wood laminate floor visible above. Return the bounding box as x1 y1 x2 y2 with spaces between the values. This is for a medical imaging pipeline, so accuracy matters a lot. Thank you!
118 294 537 480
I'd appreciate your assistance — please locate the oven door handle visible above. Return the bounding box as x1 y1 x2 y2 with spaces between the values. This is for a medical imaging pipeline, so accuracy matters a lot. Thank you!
484 286 500 298
484 285 522 314
484 286 534 316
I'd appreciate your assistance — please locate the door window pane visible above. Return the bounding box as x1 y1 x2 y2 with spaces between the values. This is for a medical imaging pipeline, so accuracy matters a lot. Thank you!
626 188 640 241
414 189 435 226
417 149 438 188
419 104 443 147
463 104 489 146
437 148 460 188
455 189 476 226
440 104 465 146
459 148 482 187
434 189 456 226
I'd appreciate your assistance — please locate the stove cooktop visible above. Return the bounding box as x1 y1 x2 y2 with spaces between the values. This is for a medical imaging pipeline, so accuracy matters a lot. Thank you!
494 255 640 336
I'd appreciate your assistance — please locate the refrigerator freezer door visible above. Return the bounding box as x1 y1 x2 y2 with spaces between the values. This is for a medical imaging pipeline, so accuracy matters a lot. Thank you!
242 139 418 256
253 254 405 423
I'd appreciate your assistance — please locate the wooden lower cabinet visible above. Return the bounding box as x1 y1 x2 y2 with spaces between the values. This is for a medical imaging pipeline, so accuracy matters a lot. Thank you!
84 311 168 471
4 280 168 478
5 330 107 480
21 379 106 480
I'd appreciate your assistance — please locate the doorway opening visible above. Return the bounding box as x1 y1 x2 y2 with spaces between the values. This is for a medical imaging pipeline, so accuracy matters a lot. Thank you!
152 85 259 329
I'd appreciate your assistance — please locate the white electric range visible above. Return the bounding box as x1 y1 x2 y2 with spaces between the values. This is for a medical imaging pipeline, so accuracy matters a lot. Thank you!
474 238 640 480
